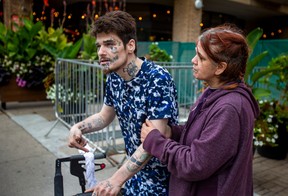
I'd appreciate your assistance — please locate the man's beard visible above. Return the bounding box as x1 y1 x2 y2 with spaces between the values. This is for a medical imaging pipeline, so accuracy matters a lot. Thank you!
102 63 121 75
102 63 112 75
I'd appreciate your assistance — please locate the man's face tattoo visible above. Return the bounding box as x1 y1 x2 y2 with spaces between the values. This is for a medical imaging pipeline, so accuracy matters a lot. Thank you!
109 38 121 54
110 46 117 53
99 37 120 74
103 55 119 74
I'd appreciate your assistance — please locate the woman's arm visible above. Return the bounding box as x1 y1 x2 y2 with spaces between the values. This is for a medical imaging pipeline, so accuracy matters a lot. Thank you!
143 105 241 182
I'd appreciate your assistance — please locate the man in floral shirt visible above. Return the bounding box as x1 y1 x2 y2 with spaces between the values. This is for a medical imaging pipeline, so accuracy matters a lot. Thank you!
68 10 178 195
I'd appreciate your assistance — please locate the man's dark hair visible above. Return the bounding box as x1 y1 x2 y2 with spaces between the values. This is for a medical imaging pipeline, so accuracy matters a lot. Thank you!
90 11 137 54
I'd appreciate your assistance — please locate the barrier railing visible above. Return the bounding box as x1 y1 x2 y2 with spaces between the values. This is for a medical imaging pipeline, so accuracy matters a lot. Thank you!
46 59 202 166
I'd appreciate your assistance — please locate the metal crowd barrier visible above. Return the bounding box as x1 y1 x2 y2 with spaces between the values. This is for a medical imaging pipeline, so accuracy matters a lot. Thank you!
46 59 202 166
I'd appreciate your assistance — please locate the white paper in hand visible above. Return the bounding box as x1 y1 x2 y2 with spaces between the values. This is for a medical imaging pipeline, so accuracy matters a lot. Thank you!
78 144 97 188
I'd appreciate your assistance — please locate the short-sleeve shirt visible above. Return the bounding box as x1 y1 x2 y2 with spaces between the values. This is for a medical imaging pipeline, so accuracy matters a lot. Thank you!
104 58 178 195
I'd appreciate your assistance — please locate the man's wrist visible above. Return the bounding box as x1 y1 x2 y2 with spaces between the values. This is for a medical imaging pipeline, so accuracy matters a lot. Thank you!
77 121 89 134
110 173 126 188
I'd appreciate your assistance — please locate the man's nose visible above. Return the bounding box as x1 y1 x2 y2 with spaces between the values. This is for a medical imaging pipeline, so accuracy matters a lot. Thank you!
98 46 106 56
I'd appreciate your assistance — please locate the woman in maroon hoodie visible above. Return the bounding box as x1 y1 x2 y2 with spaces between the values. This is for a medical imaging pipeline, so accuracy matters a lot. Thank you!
141 24 260 196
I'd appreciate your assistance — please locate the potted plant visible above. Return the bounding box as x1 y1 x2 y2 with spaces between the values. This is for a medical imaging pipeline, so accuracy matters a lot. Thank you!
244 27 270 99
79 33 98 61
254 99 288 160
254 54 288 159
37 25 83 97
0 15 87 109
0 17 54 108
253 99 288 159
145 42 173 62
0 22 11 85
244 27 288 159
1 16 55 87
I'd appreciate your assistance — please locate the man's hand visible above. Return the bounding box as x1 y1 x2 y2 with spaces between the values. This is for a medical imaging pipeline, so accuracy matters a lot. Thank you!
86 179 122 196
68 125 89 152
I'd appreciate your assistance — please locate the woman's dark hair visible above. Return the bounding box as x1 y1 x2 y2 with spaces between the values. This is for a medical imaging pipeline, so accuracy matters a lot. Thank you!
198 24 249 84
90 11 138 54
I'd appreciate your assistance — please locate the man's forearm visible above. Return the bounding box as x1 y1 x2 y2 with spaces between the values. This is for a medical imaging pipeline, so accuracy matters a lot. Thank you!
111 144 152 186
77 114 107 134
126 144 151 172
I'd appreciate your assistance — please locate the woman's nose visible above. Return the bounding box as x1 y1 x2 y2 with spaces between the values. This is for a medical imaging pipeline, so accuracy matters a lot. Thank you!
191 55 197 65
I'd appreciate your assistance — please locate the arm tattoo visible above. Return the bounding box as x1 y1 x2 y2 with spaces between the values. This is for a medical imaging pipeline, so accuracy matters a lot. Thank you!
93 116 105 129
88 123 93 129
104 180 113 189
78 122 88 132
126 150 150 172
78 116 105 134
130 157 142 167
102 180 121 189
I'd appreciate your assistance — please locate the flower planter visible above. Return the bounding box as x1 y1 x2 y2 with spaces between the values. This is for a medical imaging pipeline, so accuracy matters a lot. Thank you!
0 76 47 109
257 145 287 160
257 122 288 160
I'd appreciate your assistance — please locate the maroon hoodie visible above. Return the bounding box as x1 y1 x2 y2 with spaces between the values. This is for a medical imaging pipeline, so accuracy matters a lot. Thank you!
143 83 260 196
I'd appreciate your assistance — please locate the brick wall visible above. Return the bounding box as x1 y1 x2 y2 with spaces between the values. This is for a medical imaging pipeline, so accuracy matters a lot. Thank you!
173 0 202 42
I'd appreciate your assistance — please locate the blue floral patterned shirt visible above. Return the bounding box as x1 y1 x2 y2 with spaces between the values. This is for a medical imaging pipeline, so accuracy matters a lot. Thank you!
104 58 178 195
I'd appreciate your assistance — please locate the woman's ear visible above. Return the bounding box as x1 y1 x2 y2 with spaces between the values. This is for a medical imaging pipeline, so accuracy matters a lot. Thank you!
127 39 136 53
215 62 227 75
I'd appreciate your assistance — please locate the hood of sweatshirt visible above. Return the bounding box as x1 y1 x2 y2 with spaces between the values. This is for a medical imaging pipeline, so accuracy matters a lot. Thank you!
200 82 260 119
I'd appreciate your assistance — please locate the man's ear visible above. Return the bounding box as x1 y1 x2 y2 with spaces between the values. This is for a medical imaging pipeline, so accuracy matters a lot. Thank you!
215 62 227 75
127 39 136 53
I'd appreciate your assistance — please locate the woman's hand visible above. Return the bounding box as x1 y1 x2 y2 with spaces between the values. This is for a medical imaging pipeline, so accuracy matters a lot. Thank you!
141 119 156 143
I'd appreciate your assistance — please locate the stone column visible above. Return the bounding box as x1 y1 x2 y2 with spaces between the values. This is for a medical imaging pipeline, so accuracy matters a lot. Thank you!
173 0 202 42
3 0 33 29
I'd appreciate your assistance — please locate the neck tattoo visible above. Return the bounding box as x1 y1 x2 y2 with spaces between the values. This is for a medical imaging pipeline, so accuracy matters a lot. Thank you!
123 60 138 77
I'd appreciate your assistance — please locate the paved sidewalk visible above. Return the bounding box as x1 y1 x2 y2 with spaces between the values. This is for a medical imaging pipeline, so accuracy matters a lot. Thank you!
253 153 288 195
0 101 124 196
0 101 287 196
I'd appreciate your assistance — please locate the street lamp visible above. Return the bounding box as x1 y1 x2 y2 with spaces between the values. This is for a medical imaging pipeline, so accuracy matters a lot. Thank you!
195 0 203 9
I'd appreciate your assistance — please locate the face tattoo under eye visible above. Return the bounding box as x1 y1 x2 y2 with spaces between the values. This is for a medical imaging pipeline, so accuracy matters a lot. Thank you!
109 37 121 53
110 46 118 53
102 39 119 73
109 39 119 62
111 55 119 64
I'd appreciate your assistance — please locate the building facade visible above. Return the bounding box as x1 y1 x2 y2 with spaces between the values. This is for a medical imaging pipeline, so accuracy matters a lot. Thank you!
2 0 288 41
